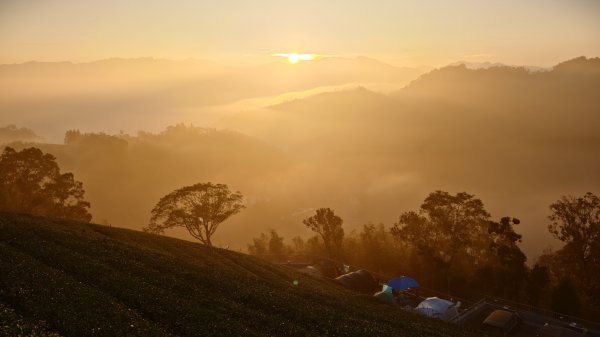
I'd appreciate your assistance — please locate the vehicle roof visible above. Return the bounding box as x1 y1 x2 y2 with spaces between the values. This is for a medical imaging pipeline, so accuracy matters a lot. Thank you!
482 309 517 327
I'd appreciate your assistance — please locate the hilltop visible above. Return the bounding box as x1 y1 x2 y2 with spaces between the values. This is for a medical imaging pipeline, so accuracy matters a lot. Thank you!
0 212 481 337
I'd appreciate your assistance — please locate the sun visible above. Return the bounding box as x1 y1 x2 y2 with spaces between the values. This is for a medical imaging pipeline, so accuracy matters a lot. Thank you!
274 53 316 64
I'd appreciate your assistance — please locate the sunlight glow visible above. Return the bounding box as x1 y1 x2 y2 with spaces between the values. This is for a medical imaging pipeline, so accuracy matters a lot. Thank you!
275 53 316 64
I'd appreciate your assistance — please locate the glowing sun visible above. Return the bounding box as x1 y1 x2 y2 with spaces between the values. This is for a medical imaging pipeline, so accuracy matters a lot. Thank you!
275 53 316 64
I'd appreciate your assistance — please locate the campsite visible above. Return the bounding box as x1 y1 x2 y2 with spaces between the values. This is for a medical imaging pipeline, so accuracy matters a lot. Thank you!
280 258 600 336
3 211 597 336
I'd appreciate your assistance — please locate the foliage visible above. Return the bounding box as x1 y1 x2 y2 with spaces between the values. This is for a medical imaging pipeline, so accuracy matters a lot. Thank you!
548 192 600 280
268 229 286 257
63 129 127 148
302 208 344 259
0 147 91 222
526 264 550 307
247 232 269 255
247 230 286 259
145 182 245 246
544 192 600 314
0 212 481 337
0 125 41 144
484 217 527 300
387 191 530 301
352 223 403 275
391 191 491 291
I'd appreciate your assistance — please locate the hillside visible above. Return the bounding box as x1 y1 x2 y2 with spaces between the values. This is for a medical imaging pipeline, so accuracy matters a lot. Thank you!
0 212 481 337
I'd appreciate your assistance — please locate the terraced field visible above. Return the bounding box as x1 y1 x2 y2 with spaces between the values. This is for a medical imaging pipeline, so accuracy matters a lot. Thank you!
0 212 482 336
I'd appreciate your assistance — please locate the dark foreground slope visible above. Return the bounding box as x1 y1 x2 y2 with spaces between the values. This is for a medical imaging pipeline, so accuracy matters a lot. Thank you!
0 213 478 337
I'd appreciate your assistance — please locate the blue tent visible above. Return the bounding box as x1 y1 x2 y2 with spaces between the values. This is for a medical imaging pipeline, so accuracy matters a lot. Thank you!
385 276 419 291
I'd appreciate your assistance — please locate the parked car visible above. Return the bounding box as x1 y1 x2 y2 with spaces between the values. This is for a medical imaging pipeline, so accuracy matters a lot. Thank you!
481 309 521 336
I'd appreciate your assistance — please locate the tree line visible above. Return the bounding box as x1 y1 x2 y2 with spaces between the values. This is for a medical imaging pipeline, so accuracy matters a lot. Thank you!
247 192 600 320
1 146 598 319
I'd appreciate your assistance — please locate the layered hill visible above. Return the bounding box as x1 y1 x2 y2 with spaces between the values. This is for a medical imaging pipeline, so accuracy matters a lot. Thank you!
0 212 480 337
0 56 424 140
245 56 600 257
2 56 598 262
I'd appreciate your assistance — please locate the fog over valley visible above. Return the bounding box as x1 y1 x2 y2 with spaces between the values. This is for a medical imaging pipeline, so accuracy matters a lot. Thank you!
2 56 599 260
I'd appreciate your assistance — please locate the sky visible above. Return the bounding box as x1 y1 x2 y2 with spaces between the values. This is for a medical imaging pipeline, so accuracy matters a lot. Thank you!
1 0 599 67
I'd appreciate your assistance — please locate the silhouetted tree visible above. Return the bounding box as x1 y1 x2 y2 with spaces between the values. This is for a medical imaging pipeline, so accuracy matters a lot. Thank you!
247 229 289 262
0 125 41 144
291 236 305 254
145 182 245 246
391 191 490 291
64 129 82 144
527 263 550 307
0 147 91 221
487 217 527 300
357 223 399 274
303 208 344 259
248 232 268 255
548 193 599 284
304 235 327 258
547 192 600 309
268 229 286 257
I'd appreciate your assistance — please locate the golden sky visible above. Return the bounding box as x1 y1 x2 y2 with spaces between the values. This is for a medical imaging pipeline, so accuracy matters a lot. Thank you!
1 0 599 66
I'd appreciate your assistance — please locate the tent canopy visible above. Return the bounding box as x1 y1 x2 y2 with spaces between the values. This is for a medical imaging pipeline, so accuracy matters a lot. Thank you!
373 287 397 305
415 297 457 320
385 276 419 291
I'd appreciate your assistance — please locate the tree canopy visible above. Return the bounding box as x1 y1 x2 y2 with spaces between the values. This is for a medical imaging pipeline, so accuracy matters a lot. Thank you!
0 146 91 222
145 182 245 246
390 191 529 297
548 192 600 306
391 191 491 271
303 208 344 259
548 192 599 271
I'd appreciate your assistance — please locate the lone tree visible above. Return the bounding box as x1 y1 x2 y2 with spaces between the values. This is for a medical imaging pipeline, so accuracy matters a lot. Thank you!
303 208 344 259
145 182 245 246
0 146 91 222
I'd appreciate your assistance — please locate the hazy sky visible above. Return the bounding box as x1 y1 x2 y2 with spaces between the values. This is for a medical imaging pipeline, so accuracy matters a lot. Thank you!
1 0 599 66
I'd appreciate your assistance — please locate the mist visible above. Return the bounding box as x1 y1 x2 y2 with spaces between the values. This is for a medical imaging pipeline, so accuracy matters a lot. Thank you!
2 56 599 260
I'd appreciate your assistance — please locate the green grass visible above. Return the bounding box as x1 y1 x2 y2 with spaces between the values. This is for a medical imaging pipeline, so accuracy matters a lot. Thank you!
0 212 482 337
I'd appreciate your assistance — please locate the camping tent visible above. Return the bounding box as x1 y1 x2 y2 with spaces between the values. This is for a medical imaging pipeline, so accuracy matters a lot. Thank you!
334 269 379 293
415 297 459 321
385 276 419 291
373 285 397 305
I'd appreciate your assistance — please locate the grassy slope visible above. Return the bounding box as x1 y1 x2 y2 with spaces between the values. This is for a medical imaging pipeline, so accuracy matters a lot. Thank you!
0 213 481 337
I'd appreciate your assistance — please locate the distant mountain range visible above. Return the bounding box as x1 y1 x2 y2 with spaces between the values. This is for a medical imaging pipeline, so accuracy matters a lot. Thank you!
226 56 600 257
1 56 598 259
448 60 548 72
0 56 427 141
